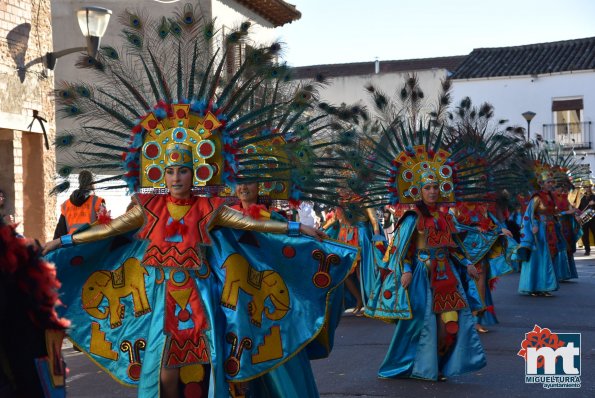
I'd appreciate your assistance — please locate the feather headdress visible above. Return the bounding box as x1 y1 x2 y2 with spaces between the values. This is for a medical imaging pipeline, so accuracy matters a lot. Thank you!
53 3 351 207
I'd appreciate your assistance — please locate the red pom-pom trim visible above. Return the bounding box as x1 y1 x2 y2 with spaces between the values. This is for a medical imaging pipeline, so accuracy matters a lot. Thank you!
97 207 112 225
165 219 188 238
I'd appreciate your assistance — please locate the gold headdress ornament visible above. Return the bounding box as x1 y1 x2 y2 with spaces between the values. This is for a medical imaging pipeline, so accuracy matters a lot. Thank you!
139 105 223 189
232 135 291 200
533 161 555 185
392 145 455 204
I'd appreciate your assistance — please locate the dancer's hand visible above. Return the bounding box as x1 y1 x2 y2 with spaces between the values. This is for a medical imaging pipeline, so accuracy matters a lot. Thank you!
466 265 479 280
532 226 538 234
42 239 60 255
300 224 327 241
500 228 513 238
401 272 412 288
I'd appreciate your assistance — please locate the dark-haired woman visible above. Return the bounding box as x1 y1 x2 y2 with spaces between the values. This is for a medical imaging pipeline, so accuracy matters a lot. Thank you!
365 182 486 381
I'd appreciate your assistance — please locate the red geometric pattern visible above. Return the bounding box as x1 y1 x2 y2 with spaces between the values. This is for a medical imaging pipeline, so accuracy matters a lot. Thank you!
137 194 227 268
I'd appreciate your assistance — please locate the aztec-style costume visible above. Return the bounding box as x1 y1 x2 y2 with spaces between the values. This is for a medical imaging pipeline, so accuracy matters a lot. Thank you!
358 130 486 380
444 116 521 327
323 204 380 311
343 118 488 380
517 182 563 294
46 5 358 397
516 145 589 294
450 202 512 326
553 166 582 280
0 221 68 397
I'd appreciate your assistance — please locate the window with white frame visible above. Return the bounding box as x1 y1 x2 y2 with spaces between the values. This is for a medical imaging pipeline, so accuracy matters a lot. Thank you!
552 98 583 144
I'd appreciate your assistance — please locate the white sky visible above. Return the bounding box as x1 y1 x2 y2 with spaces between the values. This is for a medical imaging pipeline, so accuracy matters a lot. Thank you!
275 0 595 66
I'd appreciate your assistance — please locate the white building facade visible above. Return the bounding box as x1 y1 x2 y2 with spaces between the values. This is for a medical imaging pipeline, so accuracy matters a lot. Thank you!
292 57 465 117
451 37 595 175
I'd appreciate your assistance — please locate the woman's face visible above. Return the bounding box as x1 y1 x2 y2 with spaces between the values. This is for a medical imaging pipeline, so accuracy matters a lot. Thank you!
421 183 439 205
542 179 555 192
165 166 193 199
0 191 5 208
236 182 259 204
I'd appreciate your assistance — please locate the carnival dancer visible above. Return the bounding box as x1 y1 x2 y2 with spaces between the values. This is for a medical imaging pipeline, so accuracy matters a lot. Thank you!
229 181 340 396
43 5 359 397
361 137 487 381
517 164 563 296
321 78 489 381
450 200 513 332
323 201 381 314
0 219 68 397
443 102 523 331
553 172 581 280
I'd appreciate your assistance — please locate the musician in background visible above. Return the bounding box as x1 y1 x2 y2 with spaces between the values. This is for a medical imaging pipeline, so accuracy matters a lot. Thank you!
579 183 595 255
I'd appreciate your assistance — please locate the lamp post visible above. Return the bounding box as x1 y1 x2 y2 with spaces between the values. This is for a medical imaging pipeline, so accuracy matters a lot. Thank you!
522 111 536 141
26 7 112 71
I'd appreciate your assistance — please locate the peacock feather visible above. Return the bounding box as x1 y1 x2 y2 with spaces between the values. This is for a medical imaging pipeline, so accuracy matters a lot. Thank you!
52 2 354 208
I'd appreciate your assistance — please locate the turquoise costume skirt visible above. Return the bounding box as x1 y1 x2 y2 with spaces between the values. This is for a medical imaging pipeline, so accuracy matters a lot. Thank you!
378 249 487 380
518 216 559 294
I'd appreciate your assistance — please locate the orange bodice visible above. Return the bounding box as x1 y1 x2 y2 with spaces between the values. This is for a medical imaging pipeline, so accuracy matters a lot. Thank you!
137 194 226 268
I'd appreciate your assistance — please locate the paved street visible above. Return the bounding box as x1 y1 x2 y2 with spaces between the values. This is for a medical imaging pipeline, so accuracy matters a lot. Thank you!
64 254 595 398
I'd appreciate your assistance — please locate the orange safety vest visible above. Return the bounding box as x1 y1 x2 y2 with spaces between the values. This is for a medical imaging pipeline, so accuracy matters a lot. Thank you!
61 195 105 234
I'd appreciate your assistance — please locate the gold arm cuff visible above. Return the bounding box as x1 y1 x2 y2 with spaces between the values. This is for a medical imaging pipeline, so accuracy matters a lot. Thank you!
72 205 145 244
213 206 288 234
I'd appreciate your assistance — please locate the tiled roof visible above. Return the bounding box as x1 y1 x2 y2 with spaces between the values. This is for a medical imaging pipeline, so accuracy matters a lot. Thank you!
452 36 595 79
233 0 301 27
291 56 466 80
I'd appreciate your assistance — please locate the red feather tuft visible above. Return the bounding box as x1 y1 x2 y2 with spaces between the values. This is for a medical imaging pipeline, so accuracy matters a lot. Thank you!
0 223 69 329
165 219 188 238
97 207 112 225
288 198 301 209
245 204 266 220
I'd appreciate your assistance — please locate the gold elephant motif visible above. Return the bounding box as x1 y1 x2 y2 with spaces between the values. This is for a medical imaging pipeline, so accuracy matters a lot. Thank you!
221 254 290 327
81 257 151 328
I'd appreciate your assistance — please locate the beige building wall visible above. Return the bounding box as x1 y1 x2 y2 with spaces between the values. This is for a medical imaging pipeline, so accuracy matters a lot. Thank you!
0 0 56 241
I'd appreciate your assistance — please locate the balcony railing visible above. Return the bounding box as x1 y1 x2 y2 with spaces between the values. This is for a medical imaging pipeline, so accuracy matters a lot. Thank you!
542 121 592 149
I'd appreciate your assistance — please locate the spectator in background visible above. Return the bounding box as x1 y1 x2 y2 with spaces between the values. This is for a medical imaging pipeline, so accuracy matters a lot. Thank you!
53 170 106 239
0 189 14 224
298 201 316 227
382 207 396 241
579 183 595 255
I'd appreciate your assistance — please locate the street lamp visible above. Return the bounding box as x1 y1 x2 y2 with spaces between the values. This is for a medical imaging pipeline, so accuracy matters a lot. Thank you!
522 111 536 141
26 7 112 71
